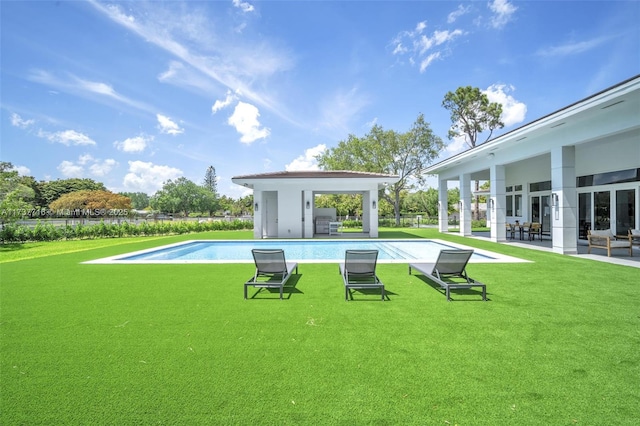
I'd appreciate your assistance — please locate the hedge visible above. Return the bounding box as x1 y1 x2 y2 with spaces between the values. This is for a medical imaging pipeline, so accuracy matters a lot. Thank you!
0 219 253 243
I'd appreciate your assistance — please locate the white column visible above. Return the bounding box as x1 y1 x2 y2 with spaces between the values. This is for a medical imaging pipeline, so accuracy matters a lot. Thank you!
304 190 313 238
459 173 472 236
490 165 506 242
253 190 263 239
438 178 449 233
369 189 379 238
362 191 371 234
551 146 578 254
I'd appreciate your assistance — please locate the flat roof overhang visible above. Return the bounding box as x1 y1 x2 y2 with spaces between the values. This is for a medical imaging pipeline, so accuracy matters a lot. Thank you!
232 170 400 190
425 75 640 177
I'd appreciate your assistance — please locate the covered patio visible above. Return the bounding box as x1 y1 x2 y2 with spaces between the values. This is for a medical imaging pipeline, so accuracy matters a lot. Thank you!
425 75 640 257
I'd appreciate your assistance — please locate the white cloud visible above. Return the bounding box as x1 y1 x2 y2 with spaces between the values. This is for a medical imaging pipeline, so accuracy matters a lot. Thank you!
37 129 97 146
57 160 84 177
536 36 610 57
445 135 469 154
419 52 441 72
158 60 218 94
212 90 237 113
232 0 255 13
10 113 35 129
484 84 527 127
89 1 294 122
448 5 471 24
487 0 517 29
114 135 153 153
77 154 95 165
157 114 184 135
90 159 118 177
318 86 370 135
28 70 154 113
123 160 183 194
227 101 270 144
285 144 327 171
56 155 118 178
392 22 464 73
14 165 31 176
365 117 379 128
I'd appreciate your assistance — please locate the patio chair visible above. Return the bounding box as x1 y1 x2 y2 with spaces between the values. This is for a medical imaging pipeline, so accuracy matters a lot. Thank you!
629 229 640 246
587 230 632 257
408 249 487 301
339 250 385 301
244 249 298 299
524 222 542 241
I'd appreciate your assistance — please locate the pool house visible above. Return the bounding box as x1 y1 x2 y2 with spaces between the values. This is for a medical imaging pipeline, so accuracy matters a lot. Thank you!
231 171 400 239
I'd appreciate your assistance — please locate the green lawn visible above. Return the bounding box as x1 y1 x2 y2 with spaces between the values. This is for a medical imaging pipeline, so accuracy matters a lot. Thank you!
1 229 638 424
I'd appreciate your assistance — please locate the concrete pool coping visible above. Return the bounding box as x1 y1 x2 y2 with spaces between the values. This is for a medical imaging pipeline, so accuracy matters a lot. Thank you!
83 238 530 265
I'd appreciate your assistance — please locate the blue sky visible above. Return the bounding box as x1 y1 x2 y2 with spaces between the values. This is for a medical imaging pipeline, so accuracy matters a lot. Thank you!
2 0 638 198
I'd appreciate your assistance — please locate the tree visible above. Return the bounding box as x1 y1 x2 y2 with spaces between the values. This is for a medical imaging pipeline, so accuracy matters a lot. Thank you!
317 114 444 225
203 166 217 195
119 192 150 210
0 162 35 221
150 177 216 217
314 194 364 219
202 166 219 216
442 86 504 219
49 190 131 217
39 178 106 206
403 187 459 218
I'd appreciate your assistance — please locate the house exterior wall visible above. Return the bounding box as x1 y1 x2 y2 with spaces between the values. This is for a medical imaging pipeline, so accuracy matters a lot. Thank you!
243 177 387 239
429 76 639 255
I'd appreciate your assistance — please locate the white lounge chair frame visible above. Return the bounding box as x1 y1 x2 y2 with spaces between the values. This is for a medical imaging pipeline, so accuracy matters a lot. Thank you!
409 249 487 301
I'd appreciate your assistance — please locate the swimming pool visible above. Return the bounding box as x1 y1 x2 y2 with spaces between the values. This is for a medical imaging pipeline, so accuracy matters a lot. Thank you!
85 239 526 264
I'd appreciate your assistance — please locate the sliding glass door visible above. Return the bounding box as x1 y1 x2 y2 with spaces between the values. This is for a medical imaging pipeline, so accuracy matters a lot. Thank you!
616 189 635 235
594 191 610 230
578 193 592 239
530 195 551 235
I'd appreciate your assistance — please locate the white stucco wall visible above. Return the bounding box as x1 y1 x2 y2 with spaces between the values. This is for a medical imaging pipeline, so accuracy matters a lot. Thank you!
242 177 389 239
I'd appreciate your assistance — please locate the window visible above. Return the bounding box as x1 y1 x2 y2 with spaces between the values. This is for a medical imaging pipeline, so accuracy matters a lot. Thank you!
506 195 513 216
577 168 640 188
530 180 551 192
514 194 522 216
506 184 523 217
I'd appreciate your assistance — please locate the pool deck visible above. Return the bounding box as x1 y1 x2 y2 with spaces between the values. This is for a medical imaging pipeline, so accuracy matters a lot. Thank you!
470 231 640 269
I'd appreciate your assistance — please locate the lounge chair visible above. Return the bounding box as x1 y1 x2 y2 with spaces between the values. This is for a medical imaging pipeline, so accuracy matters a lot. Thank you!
587 230 632 257
408 249 487 301
244 249 298 299
339 250 385 301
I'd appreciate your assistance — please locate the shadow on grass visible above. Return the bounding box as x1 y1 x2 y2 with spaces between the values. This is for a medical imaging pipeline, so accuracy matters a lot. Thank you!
245 274 303 300
346 287 397 301
0 243 33 252
412 275 489 302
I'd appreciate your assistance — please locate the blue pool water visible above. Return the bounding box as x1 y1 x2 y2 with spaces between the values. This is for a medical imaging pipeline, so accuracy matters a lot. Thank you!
111 239 493 263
